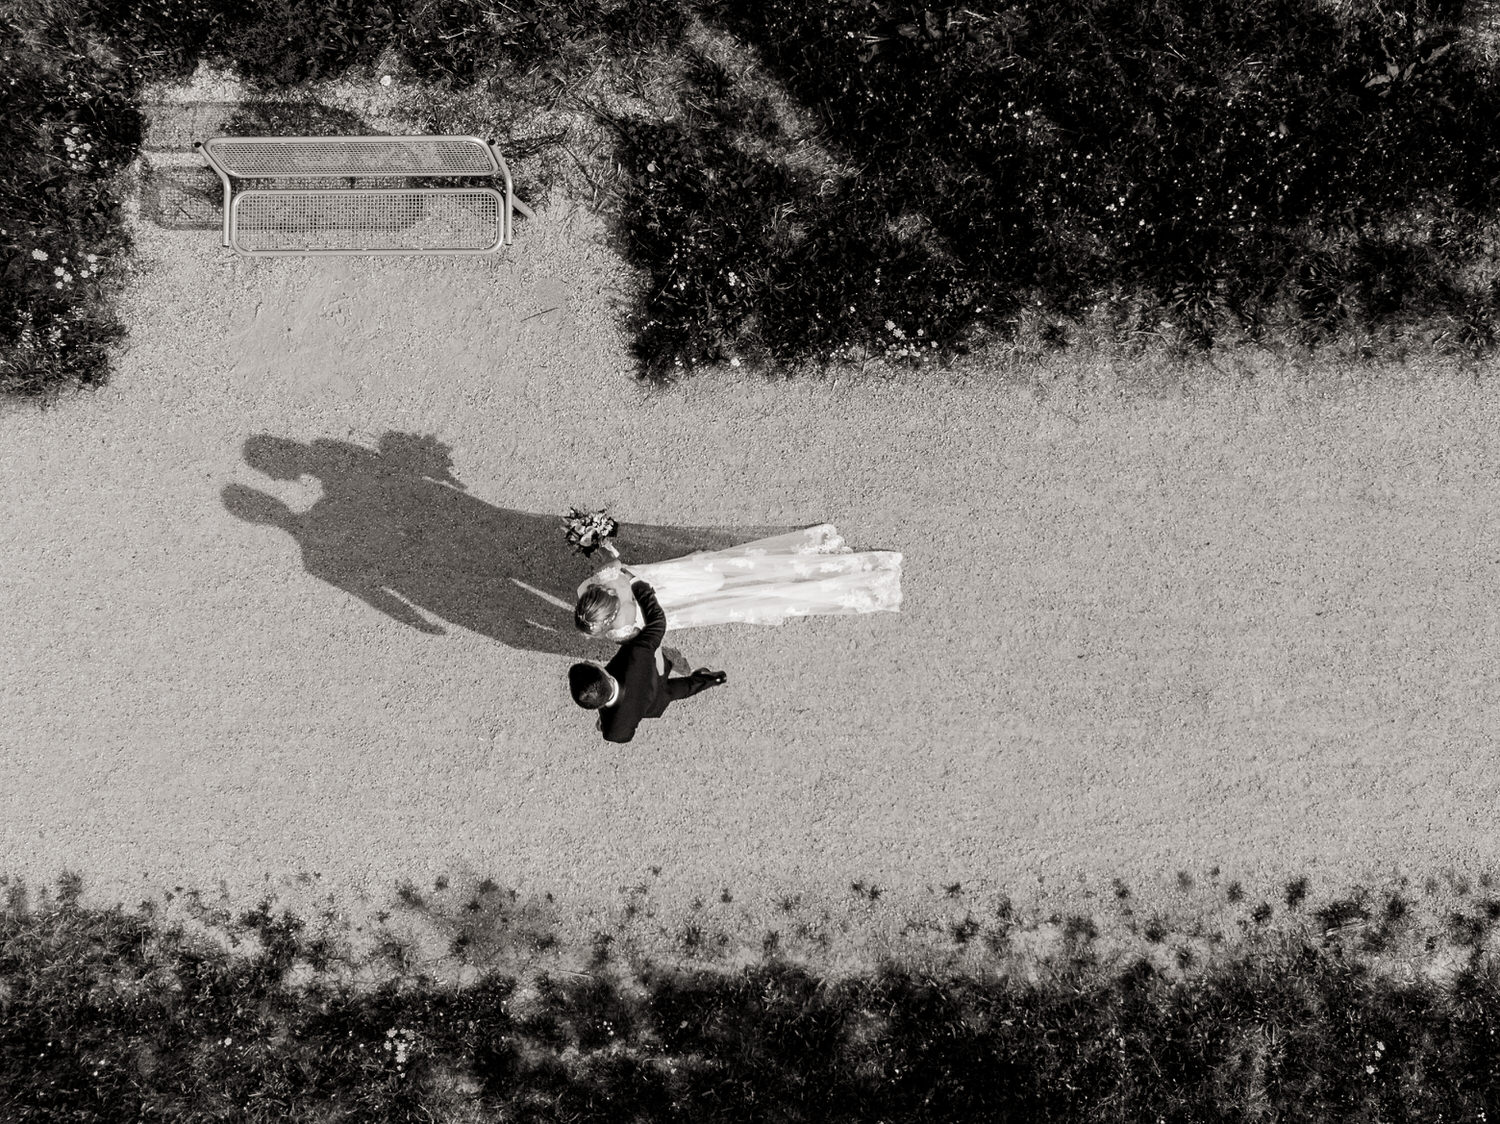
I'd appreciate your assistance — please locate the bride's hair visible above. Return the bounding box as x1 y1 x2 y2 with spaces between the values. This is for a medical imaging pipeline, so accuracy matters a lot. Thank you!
574 586 618 635
568 662 613 709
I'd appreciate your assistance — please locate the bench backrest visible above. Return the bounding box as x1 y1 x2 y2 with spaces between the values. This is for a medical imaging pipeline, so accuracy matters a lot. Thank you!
201 135 500 178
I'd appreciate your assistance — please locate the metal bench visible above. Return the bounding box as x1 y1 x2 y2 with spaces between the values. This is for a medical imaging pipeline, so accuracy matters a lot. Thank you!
194 135 534 256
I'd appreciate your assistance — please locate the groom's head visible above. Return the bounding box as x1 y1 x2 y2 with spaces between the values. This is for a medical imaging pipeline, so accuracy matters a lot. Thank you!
568 662 616 709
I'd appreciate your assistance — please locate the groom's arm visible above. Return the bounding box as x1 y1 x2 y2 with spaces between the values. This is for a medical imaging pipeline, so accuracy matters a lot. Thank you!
631 580 667 650
600 704 638 743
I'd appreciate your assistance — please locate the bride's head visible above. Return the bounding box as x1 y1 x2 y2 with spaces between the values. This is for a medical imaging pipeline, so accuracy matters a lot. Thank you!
574 587 618 636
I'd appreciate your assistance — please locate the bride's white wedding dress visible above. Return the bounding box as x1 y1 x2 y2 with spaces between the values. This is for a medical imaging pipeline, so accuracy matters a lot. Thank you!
577 524 903 640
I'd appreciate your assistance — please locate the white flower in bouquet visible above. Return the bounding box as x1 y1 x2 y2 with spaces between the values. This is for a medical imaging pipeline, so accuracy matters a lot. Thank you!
562 506 619 558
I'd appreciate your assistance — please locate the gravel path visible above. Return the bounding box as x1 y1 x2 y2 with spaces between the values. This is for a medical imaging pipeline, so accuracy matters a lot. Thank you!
4 101 1499 958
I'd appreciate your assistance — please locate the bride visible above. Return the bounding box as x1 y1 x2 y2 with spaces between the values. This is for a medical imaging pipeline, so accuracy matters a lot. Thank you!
573 524 903 641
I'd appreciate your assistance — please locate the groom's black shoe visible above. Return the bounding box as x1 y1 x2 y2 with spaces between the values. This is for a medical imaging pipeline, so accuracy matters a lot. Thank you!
692 668 728 687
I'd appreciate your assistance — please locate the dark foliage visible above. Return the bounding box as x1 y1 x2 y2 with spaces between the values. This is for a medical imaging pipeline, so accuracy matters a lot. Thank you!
1 4 139 396
80 0 687 92
1286 876 1311 908
609 0 1500 375
9 0 1500 395
6 879 1500 1121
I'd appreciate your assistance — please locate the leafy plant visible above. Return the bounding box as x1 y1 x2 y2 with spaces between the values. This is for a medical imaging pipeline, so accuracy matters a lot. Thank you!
208 0 395 91
1 0 139 397
6 873 1500 1120
603 0 1500 376
10 0 1500 397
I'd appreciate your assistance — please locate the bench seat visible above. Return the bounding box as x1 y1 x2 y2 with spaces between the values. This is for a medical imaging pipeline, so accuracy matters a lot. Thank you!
196 135 529 255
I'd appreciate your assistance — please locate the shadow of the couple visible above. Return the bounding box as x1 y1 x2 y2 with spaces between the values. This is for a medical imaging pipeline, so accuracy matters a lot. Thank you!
222 432 796 658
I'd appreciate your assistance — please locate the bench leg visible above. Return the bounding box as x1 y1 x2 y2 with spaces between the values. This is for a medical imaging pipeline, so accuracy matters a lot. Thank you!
194 141 233 249
490 141 514 245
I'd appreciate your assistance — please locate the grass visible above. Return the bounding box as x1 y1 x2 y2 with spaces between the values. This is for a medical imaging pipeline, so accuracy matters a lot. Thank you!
5 871 1500 1121
616 0 1500 376
1 1 140 397
6 0 1500 395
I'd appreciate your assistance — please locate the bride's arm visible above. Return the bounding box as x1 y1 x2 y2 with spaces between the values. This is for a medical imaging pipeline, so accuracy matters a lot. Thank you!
597 541 637 579
578 543 635 602
583 546 638 607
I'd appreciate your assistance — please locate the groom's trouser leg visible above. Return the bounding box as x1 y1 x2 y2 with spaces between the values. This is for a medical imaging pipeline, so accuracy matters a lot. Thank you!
666 674 712 701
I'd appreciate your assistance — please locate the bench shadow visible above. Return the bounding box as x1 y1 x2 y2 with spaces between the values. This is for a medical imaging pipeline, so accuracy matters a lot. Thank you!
141 98 378 153
221 432 796 658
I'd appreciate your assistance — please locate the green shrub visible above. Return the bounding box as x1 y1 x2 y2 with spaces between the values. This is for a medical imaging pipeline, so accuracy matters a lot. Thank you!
0 1 140 397
395 0 685 88
79 0 222 85
5 875 1500 1121
11 0 1500 396
605 0 1500 376
207 0 395 90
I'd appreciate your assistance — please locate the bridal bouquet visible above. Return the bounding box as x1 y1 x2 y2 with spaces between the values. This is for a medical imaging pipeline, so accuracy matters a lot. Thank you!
562 506 619 558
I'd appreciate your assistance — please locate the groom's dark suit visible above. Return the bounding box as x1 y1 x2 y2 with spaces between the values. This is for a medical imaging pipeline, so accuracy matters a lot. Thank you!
600 580 715 743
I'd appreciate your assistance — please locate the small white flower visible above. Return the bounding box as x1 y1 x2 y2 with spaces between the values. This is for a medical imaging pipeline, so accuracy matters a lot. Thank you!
31 249 47 260
70 125 81 134
884 319 895 330
730 357 741 367
85 254 97 263
53 266 64 276
1366 1065 1376 1074
223 1038 232 1047
380 75 392 86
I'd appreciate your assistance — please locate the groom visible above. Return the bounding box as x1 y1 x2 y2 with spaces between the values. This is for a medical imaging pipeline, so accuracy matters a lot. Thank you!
568 578 727 743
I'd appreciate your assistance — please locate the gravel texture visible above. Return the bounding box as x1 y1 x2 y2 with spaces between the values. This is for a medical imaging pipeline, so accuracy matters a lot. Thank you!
3 65 1500 972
